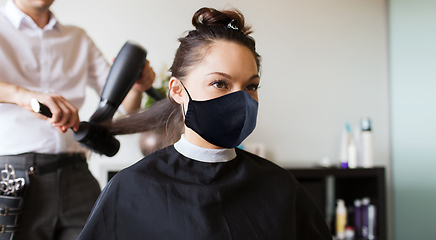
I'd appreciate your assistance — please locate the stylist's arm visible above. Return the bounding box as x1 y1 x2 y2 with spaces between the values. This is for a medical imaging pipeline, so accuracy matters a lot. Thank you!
0 81 80 132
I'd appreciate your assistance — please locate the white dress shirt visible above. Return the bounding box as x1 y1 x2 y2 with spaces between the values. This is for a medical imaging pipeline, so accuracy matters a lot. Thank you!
0 0 110 155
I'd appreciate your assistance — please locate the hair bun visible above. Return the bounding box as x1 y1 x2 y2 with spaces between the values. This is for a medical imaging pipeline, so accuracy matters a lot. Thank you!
192 7 252 35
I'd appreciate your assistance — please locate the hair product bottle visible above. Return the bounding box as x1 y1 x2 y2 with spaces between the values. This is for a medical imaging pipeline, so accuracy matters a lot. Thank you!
368 204 376 240
361 118 374 168
336 199 347 240
353 127 363 168
347 133 358 169
339 124 349 169
354 199 362 238
361 197 370 238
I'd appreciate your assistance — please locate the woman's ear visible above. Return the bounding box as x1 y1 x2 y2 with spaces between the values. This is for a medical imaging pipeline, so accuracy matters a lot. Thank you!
169 77 185 104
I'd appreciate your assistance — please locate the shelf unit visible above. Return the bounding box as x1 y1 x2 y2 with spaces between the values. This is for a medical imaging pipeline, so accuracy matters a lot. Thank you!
287 167 386 240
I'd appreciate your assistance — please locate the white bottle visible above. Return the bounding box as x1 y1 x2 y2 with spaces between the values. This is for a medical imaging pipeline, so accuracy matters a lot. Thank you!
336 199 347 240
361 118 374 168
347 135 358 169
368 204 376 240
354 128 363 167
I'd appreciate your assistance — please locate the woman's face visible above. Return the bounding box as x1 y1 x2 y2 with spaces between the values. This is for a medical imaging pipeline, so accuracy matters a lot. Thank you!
170 40 260 149
181 40 260 102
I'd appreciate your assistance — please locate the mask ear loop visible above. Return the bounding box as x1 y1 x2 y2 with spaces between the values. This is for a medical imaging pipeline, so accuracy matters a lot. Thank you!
178 80 191 99
178 80 191 116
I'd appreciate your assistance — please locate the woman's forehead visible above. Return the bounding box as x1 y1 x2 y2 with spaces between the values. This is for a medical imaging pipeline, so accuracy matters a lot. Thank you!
194 42 257 74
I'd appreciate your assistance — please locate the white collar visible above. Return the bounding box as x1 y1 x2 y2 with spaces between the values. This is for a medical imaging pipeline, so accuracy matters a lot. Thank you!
4 0 59 30
174 135 237 163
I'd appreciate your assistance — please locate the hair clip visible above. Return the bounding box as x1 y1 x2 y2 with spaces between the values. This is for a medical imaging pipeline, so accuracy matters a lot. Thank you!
198 15 204 24
227 19 239 31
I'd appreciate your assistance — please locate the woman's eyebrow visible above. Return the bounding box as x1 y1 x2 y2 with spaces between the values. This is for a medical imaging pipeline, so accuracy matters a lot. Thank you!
207 72 231 78
249 74 260 81
207 72 260 81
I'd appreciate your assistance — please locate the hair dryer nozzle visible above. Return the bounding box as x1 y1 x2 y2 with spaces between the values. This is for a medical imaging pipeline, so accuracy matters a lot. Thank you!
73 122 120 157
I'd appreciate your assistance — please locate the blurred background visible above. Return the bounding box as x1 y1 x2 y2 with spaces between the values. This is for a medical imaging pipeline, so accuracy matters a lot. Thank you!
2 0 435 239
48 0 391 192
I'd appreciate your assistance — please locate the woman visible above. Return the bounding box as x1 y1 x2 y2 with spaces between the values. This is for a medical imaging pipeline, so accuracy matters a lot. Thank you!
78 7 332 240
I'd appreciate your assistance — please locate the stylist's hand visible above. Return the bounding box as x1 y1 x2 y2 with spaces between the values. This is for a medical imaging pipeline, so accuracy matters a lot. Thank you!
119 60 156 113
18 91 80 133
132 60 155 91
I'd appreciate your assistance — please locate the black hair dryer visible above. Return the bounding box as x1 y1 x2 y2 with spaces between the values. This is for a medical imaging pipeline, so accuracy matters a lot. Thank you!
73 41 148 157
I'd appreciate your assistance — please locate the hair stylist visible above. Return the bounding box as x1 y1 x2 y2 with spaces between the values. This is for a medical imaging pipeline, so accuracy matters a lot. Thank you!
78 7 332 240
0 0 155 239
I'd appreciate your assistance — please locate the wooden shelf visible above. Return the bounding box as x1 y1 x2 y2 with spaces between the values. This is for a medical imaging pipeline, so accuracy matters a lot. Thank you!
287 167 386 240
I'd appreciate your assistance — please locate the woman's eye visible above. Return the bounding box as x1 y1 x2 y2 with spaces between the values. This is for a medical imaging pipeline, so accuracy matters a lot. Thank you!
211 80 229 89
245 84 260 91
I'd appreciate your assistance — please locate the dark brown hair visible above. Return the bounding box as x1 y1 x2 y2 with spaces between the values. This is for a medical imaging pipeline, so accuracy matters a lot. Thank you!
104 7 261 149
170 7 261 79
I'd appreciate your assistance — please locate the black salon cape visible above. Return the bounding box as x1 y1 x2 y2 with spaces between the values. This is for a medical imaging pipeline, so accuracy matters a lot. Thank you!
78 146 332 240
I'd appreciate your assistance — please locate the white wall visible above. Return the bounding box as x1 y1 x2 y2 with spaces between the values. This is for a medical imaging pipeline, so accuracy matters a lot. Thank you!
1 0 390 201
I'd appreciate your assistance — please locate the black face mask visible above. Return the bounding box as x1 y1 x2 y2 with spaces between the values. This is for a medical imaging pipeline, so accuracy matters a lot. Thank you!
181 83 259 148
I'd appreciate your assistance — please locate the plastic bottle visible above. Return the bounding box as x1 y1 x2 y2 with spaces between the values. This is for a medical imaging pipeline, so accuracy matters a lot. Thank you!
361 197 370 238
361 118 374 168
339 124 349 169
347 134 357 169
368 204 376 240
354 127 363 167
345 226 355 240
336 199 347 240
354 199 362 238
